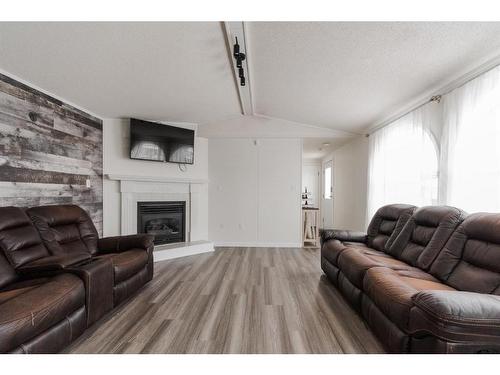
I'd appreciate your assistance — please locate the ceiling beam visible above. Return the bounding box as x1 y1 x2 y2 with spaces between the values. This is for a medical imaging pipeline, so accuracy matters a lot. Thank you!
223 21 253 115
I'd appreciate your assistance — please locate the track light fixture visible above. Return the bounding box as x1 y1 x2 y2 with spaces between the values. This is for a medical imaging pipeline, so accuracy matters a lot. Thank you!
233 37 246 86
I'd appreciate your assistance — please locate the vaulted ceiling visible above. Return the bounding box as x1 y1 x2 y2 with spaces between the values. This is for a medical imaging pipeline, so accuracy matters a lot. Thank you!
0 22 241 123
249 22 500 133
1 22 500 136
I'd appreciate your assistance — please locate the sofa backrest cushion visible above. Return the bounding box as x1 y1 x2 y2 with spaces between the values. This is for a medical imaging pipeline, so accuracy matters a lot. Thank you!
386 206 466 270
430 213 500 294
0 206 50 271
366 204 416 252
27 205 99 256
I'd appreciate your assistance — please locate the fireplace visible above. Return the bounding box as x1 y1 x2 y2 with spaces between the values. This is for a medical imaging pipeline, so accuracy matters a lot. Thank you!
137 201 186 245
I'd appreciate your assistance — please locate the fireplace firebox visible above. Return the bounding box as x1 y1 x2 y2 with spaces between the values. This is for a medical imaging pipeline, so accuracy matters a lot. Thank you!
137 201 186 245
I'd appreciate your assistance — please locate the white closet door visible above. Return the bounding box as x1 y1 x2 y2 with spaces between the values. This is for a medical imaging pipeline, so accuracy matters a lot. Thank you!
258 139 302 245
208 139 259 244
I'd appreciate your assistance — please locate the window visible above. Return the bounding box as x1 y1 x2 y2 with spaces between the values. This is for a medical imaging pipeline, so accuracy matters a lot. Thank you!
440 65 500 212
367 65 500 218
367 104 439 220
324 161 332 199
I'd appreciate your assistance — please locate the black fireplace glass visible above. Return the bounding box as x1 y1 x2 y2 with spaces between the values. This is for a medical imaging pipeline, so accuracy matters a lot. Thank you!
137 201 186 245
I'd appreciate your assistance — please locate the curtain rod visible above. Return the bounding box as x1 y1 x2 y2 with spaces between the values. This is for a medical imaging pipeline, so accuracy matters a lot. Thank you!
366 55 500 137
365 95 441 137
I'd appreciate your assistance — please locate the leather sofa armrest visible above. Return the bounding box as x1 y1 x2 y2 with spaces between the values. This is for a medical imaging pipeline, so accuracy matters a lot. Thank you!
408 290 500 353
410 290 500 349
17 253 91 275
98 234 155 254
412 290 500 324
320 229 367 246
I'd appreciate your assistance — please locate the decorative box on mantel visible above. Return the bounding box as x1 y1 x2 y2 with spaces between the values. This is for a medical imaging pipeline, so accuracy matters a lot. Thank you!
106 174 214 261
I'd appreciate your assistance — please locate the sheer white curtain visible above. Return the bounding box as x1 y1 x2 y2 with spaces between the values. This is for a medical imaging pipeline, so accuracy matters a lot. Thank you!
367 104 439 222
439 65 500 212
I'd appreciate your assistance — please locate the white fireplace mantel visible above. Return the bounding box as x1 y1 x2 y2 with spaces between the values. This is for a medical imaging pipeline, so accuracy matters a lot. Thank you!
106 174 208 184
108 175 209 254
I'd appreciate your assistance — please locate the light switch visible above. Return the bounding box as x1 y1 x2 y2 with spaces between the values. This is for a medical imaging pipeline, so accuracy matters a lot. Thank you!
86 179 91 188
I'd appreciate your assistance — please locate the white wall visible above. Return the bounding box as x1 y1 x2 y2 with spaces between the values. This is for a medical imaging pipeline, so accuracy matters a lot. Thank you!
323 136 369 232
209 138 302 247
102 118 209 237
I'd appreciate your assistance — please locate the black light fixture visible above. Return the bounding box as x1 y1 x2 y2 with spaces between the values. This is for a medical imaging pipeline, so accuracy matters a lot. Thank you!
233 37 246 86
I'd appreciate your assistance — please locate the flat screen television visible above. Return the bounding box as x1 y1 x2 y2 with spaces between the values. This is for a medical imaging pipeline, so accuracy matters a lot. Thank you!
130 118 195 164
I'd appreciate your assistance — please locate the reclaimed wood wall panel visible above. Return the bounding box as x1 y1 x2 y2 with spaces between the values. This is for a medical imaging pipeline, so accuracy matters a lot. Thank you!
0 73 103 234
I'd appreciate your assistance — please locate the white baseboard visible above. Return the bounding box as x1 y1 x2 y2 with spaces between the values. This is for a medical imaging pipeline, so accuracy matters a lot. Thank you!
153 240 214 262
213 242 302 248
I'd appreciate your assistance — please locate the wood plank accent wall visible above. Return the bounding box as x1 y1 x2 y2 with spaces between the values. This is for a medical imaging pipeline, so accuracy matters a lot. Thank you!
0 73 103 234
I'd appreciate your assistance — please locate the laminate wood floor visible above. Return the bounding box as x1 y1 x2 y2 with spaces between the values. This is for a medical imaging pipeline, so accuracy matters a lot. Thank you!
66 247 384 354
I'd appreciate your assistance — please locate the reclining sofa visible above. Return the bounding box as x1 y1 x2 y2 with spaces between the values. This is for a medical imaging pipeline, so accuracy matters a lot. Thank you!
321 203 500 353
0 205 154 353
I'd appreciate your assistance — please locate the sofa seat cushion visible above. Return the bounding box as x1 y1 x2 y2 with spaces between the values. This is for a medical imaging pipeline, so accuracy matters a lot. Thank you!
338 248 415 289
0 273 85 353
322 239 379 266
0 286 35 305
97 249 148 283
321 239 348 266
344 241 369 247
363 267 455 330
0 277 53 305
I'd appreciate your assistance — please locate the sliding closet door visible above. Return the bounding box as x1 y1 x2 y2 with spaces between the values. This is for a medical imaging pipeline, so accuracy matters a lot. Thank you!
208 138 302 246
208 139 259 244
258 139 302 246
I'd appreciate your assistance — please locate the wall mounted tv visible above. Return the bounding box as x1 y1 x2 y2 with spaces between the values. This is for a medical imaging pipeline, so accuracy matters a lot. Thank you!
130 118 195 164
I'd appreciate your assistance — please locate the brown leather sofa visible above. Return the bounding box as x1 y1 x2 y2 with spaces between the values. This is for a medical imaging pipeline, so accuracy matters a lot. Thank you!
321 204 500 353
0 205 154 353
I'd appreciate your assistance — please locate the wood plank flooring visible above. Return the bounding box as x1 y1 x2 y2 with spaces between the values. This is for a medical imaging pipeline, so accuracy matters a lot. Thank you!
66 247 384 354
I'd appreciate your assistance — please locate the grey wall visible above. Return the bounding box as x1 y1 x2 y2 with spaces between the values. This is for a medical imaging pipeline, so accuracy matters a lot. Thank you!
0 73 103 234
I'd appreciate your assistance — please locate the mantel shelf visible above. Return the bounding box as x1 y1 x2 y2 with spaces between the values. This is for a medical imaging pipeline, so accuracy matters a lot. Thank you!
106 174 208 184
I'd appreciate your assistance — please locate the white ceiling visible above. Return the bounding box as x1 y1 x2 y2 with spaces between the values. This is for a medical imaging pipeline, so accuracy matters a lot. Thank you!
198 114 353 139
0 22 241 123
302 137 344 160
249 22 500 133
1 22 500 136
